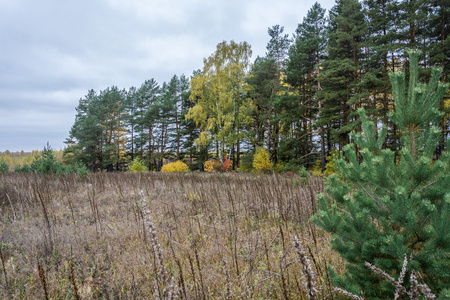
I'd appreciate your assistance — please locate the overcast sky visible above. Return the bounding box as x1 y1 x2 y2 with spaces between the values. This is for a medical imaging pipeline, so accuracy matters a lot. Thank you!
0 0 335 152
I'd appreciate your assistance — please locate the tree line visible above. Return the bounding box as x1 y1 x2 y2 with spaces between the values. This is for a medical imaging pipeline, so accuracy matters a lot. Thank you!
64 0 449 172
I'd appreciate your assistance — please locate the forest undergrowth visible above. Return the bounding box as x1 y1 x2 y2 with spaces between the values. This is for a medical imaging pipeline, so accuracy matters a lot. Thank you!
0 172 343 299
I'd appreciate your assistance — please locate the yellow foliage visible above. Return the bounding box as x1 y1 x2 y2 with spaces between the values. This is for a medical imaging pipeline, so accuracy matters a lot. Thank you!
128 158 148 172
204 160 214 172
444 98 450 132
204 160 223 172
0 153 34 170
252 146 272 171
309 150 339 176
195 131 210 147
324 150 339 175
186 41 253 153
309 162 324 176
161 160 190 173
274 162 284 173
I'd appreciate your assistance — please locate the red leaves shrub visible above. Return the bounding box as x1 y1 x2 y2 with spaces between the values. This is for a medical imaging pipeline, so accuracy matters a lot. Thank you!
222 156 231 172
204 156 232 172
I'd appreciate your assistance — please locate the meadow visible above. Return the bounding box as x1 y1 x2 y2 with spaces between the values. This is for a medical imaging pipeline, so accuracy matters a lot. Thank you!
0 172 343 299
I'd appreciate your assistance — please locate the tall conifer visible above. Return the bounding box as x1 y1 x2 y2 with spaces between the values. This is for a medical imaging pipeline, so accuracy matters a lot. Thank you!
317 0 367 150
286 2 327 169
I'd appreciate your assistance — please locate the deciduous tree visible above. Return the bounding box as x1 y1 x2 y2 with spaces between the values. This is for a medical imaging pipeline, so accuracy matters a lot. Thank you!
186 40 252 166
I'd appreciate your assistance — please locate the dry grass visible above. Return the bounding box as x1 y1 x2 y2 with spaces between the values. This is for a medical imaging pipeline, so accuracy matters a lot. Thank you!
0 172 344 299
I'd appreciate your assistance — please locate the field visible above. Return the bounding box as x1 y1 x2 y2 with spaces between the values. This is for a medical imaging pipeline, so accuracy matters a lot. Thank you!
0 172 344 299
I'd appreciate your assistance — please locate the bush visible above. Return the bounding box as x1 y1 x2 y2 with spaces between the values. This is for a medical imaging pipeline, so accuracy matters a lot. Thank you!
128 158 148 172
252 146 272 172
323 150 338 175
204 156 232 172
0 157 8 173
29 144 58 174
187 162 198 171
309 150 338 175
161 160 190 173
204 159 223 172
280 160 304 174
14 164 30 173
56 162 90 176
238 152 254 172
13 144 89 176
222 156 231 172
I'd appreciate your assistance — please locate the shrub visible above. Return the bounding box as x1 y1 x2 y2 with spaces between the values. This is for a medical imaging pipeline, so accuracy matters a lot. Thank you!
204 160 214 172
12 144 89 176
187 162 198 171
0 157 8 173
14 164 30 173
252 146 272 172
222 156 232 172
323 149 338 175
29 144 58 174
204 159 223 172
238 152 254 172
280 160 303 174
161 160 190 173
128 158 148 172
309 150 338 175
56 162 90 176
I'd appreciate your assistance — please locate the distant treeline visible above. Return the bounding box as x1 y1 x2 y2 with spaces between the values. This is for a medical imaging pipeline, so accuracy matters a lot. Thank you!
64 0 450 172
0 150 34 157
0 150 64 171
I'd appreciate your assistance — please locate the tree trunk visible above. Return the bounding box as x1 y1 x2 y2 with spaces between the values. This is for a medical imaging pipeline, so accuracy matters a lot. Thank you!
175 114 180 160
231 143 235 170
237 135 240 169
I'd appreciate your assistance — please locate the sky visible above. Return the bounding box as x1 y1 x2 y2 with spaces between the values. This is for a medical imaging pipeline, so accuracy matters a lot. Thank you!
0 0 336 152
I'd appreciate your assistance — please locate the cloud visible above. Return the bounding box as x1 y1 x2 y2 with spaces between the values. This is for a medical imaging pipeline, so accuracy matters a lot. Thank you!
0 0 336 151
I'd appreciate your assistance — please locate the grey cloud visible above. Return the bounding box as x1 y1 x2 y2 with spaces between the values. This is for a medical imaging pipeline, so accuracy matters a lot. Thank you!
0 0 335 151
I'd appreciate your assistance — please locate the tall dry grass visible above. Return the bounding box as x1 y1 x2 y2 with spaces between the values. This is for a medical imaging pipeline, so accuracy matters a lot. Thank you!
0 172 344 299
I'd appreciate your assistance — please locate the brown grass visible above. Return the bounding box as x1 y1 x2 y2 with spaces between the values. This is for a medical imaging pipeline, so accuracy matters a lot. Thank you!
0 172 344 299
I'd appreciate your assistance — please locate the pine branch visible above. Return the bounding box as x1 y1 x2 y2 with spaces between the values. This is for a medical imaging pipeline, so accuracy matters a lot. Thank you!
364 262 409 296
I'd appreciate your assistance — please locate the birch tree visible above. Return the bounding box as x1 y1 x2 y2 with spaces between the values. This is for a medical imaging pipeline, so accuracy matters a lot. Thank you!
186 40 253 164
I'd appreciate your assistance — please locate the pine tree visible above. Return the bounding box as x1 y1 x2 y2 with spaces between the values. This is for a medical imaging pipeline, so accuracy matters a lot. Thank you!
266 25 291 71
427 0 450 156
97 86 127 171
285 2 328 170
397 0 430 51
65 89 104 170
135 79 160 167
363 0 402 152
311 51 449 297
317 0 368 151
0 157 8 173
263 26 291 163
247 56 280 148
124 86 139 161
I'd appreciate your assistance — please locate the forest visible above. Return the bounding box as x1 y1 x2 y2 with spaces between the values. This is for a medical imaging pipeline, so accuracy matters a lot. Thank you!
62 0 450 173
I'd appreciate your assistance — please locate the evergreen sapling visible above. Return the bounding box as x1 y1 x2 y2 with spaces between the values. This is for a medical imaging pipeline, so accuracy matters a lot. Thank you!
311 51 450 298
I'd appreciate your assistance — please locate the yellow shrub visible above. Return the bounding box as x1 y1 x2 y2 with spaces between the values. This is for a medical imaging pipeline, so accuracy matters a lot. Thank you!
274 162 284 173
204 160 214 172
128 158 148 172
252 146 272 171
324 150 339 175
161 160 190 173
308 150 339 176
204 159 223 172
